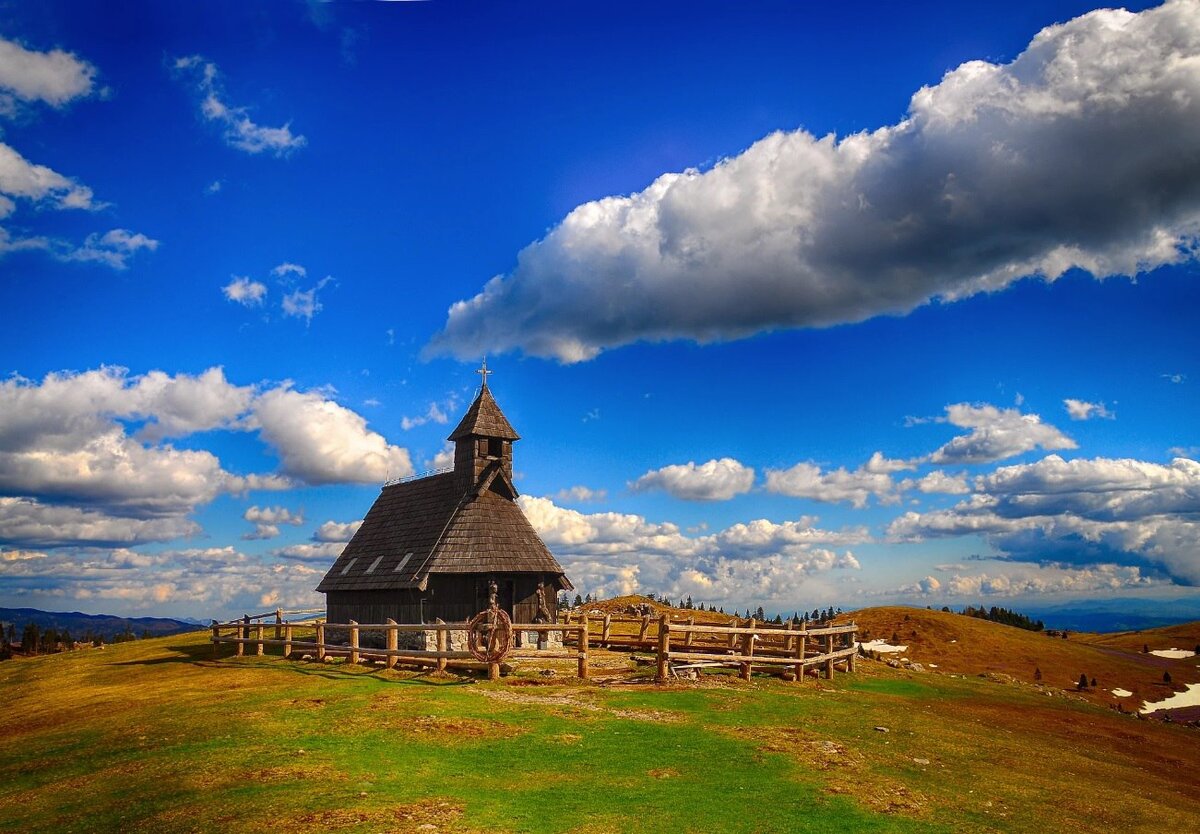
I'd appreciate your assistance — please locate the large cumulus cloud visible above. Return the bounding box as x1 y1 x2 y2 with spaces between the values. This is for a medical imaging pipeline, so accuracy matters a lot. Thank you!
428 1 1200 362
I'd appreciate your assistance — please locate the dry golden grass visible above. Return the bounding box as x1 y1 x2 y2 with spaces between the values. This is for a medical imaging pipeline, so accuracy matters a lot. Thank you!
842 606 1199 711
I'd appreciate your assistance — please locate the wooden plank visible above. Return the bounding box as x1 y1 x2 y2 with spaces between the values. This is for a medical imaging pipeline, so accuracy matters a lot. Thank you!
578 613 589 680
434 619 448 672
656 615 670 683
284 622 292 659
385 618 398 670
349 620 360 665
315 622 325 662
741 618 756 680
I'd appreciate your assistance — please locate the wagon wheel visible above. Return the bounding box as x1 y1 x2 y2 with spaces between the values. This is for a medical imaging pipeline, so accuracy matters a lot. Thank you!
466 608 512 663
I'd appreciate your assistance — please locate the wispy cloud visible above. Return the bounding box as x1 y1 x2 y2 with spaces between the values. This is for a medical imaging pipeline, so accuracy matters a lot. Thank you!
172 56 306 157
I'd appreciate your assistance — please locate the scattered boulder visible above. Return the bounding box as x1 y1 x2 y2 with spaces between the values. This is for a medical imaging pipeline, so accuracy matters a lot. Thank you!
874 726 890 733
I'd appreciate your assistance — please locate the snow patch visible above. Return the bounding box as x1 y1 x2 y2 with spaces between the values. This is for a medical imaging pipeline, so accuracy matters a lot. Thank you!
1111 688 1133 698
1148 648 1195 659
928 663 938 668
858 639 908 654
1140 683 1200 714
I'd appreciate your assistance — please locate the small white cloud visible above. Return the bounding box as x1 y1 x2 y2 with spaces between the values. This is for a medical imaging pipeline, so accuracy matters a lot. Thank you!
400 398 455 431
924 403 1075 465
172 56 306 157
0 36 96 109
222 275 267 306
765 458 899 508
554 485 608 503
313 519 362 543
205 180 223 195
281 276 332 325
58 228 159 269
631 458 755 501
272 262 307 281
1161 373 1186 384
1064 398 1115 421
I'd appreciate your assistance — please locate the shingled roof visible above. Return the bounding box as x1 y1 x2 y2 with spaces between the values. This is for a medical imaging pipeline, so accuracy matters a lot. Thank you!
448 381 520 441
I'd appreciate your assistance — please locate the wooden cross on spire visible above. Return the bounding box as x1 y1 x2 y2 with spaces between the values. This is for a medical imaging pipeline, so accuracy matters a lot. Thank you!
476 358 492 388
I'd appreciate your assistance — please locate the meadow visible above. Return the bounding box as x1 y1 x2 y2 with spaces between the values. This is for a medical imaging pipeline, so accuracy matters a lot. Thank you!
1 609 1198 833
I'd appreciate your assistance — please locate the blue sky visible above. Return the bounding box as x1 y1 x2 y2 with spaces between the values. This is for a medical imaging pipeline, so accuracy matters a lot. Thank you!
1 0 1198 620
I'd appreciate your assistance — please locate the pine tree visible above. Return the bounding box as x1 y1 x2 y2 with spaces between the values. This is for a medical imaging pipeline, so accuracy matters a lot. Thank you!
22 623 39 655
1034 667 1042 681
1090 677 1097 688
1164 671 1173 684
685 595 693 610
1143 643 1149 653
1077 673 1088 690
755 606 765 621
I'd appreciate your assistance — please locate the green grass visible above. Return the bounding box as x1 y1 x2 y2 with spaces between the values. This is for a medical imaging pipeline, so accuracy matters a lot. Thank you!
1 631 1197 833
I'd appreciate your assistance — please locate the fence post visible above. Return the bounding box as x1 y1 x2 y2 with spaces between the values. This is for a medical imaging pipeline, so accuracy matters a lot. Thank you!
275 608 283 640
795 631 807 683
578 615 590 680
727 617 739 650
256 623 264 656
783 619 794 653
741 618 756 681
211 622 220 658
385 618 398 670
684 616 695 649
237 615 247 657
435 618 447 673
825 631 835 679
638 614 650 646
847 626 857 673
316 621 326 662
349 620 359 665
284 622 293 659
602 613 611 648
655 614 670 683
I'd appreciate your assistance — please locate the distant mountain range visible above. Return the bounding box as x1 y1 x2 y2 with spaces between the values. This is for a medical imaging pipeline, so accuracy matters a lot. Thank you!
1020 597 1200 633
0 607 200 642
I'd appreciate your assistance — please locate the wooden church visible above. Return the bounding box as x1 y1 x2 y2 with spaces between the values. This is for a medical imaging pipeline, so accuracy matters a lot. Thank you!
316 369 572 625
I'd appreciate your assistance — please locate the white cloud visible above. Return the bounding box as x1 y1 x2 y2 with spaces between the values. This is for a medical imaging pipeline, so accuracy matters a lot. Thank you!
0 367 411 549
0 141 98 211
173 56 306 157
313 519 362 543
554 485 608 503
428 1 1200 362
518 495 862 605
924 403 1075 464
401 398 455 431
272 262 307 281
251 384 412 485
630 457 755 501
0 36 96 110
281 276 332 325
765 460 899 508
891 564 1162 598
887 454 1200 584
59 228 159 269
242 505 304 540
222 276 267 306
0 498 199 548
428 442 455 471
1063 398 1115 420
272 541 345 563
902 471 971 495
0 545 324 617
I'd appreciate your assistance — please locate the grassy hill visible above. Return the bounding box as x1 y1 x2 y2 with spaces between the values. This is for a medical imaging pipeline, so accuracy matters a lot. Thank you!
842 606 1199 713
1 612 1198 833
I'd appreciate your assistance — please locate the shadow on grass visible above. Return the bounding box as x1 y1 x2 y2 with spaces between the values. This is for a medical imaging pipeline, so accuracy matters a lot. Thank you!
113 644 475 687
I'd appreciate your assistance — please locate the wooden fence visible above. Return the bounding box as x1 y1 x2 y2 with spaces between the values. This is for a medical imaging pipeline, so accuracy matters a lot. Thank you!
210 615 588 681
562 612 858 682
210 610 857 684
